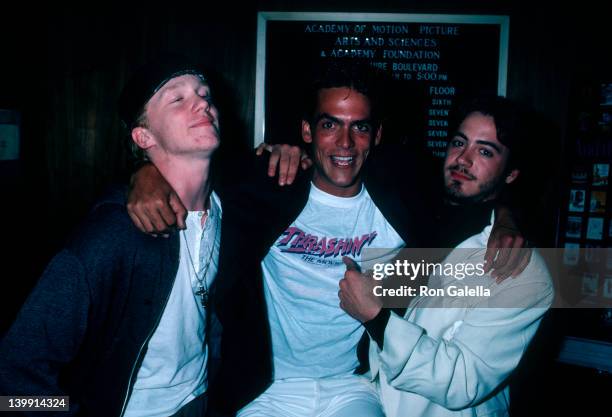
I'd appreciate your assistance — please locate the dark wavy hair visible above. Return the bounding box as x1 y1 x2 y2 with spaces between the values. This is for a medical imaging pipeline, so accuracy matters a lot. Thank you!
302 61 385 134
449 95 528 174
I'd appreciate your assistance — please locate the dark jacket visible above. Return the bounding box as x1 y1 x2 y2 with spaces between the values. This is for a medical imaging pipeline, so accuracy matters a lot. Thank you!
208 146 438 415
0 190 183 416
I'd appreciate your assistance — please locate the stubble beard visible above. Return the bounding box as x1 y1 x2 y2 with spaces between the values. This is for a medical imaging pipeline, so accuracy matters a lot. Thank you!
444 176 504 205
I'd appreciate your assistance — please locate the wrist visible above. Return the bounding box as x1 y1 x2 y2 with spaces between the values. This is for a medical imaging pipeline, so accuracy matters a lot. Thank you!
364 303 383 323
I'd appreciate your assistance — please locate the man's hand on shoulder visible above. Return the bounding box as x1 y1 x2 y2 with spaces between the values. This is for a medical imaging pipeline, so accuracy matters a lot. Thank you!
127 162 186 237
255 143 312 186
486 206 532 283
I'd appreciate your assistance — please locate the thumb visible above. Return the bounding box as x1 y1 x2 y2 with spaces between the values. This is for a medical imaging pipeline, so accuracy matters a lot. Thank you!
342 256 361 272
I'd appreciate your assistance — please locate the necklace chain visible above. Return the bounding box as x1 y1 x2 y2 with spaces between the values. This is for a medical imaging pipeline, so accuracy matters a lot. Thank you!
182 201 219 309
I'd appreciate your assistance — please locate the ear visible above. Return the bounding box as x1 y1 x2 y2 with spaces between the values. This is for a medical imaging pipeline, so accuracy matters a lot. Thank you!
374 125 383 146
301 120 313 144
131 127 156 151
505 169 520 184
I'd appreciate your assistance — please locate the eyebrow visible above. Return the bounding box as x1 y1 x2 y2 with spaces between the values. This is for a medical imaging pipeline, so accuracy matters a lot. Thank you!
314 112 373 126
315 113 341 125
454 131 502 154
158 82 185 100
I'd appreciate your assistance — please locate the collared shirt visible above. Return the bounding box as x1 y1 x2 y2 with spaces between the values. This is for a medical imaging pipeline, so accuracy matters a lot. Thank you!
370 213 553 417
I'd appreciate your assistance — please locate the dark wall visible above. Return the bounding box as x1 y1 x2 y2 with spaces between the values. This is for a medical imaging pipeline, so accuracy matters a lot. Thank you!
0 0 608 336
0 6 261 329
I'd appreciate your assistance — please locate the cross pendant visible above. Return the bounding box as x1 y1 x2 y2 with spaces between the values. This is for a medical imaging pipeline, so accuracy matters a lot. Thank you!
195 286 209 308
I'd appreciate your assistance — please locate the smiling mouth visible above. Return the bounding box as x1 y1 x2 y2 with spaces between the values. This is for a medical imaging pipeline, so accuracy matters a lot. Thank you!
331 156 355 167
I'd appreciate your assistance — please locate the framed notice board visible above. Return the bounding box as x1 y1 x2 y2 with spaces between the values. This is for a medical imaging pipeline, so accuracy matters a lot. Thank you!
255 12 509 156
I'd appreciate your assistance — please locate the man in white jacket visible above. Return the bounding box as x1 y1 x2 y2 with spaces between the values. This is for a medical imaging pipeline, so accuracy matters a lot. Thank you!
339 95 554 417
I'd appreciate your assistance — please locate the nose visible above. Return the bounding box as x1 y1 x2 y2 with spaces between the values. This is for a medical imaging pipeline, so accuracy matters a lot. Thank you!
192 95 211 114
336 126 355 149
456 147 473 167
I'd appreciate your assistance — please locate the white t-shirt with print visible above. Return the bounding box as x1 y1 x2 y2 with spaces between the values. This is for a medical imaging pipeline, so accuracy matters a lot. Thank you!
262 183 404 380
